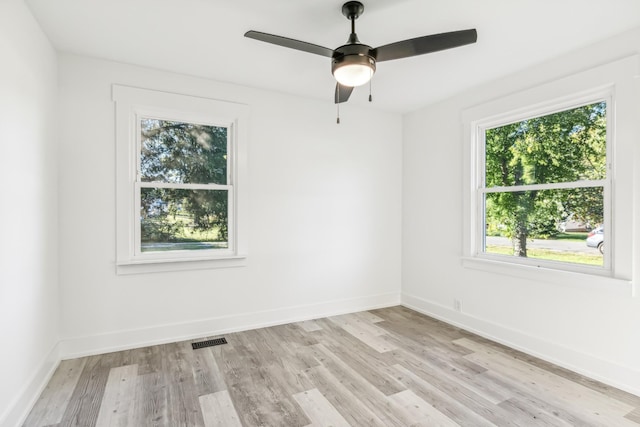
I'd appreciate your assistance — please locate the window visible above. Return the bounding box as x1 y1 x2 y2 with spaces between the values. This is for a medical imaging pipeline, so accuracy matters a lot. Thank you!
481 100 609 271
462 56 638 292
139 118 231 253
114 86 248 273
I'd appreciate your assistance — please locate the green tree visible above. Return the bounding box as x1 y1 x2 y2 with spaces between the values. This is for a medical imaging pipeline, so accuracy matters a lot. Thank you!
485 102 606 256
140 119 229 244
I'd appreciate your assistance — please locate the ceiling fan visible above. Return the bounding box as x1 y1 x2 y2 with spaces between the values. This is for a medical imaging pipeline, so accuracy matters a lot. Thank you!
245 1 477 105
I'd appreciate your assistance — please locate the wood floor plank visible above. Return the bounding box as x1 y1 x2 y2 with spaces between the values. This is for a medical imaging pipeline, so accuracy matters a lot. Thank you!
386 389 459 427
352 311 385 324
129 372 168 427
387 329 606 427
384 334 508 405
293 388 351 427
23 358 87 427
258 325 320 374
455 332 640 409
191 346 226 397
297 319 323 332
455 338 636 417
280 322 320 347
314 318 406 396
498 397 575 426
301 364 388 427
216 336 311 426
236 327 316 394
58 351 123 426
213 341 265 426
390 350 533 426
456 338 639 427
375 309 473 359
199 390 242 427
327 314 398 353
94 364 138 427
392 363 498 427
161 342 206 427
627 407 640 423
329 313 388 336
305 343 410 427
375 306 472 347
480 369 607 426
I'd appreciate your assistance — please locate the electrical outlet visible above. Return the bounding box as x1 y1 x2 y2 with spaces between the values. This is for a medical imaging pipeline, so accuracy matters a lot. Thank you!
453 299 462 312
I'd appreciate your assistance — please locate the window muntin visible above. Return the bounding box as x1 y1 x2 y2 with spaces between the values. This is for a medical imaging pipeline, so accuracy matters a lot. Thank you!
479 100 609 270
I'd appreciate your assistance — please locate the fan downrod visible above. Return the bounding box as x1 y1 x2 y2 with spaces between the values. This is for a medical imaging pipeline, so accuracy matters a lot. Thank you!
342 1 364 20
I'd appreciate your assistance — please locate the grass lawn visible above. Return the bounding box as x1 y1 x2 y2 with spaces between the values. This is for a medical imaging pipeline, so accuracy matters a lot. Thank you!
544 232 589 241
141 241 228 252
141 215 226 252
486 245 603 266
488 232 589 242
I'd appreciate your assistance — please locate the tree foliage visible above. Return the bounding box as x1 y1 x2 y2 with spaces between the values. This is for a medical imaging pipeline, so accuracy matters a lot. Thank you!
139 119 229 244
485 102 606 256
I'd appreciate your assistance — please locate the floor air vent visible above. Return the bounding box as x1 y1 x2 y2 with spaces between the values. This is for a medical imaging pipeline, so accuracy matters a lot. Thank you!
192 337 228 350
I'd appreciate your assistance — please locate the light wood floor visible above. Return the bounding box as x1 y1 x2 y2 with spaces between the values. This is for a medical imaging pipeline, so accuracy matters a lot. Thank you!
24 306 640 426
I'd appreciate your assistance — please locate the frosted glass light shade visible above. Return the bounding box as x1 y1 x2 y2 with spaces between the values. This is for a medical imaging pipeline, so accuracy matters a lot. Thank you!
332 52 376 87
333 63 373 87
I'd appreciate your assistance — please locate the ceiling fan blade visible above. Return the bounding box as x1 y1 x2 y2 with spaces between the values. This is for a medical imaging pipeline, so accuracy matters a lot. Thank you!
244 30 334 58
335 83 354 104
373 29 477 62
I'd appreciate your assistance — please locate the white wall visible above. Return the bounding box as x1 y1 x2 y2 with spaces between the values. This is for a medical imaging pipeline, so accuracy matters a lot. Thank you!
0 1 59 425
402 27 640 396
56 54 402 356
7 5 638 423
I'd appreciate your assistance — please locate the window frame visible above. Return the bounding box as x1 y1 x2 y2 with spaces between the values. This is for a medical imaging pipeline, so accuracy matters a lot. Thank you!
113 85 248 274
461 56 638 295
134 112 235 259
475 95 613 275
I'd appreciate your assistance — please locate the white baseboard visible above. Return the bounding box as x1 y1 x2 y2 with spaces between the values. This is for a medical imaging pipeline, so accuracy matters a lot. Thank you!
401 292 640 398
0 343 60 427
60 292 401 359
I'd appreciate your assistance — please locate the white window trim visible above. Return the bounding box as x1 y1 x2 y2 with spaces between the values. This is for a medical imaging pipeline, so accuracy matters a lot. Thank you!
113 85 249 274
461 56 639 295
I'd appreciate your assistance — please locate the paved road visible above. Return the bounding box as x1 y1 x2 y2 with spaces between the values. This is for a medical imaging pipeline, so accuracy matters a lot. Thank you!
486 236 601 255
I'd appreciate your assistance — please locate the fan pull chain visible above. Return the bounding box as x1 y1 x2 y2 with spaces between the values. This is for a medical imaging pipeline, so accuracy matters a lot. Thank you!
336 85 341 124
369 70 373 102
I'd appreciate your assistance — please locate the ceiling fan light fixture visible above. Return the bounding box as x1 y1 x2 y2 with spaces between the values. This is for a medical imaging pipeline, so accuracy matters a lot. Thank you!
245 1 477 106
332 54 375 87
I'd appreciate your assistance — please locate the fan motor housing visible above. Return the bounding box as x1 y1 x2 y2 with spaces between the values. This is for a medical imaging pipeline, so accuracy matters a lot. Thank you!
331 43 376 79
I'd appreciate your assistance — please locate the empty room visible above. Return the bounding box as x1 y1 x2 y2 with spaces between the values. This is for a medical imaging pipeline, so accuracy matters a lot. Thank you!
1 0 640 425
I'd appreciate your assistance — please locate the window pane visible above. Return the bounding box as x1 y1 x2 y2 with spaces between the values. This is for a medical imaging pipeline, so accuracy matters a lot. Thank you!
485 102 606 187
484 187 604 267
140 118 228 185
140 188 228 252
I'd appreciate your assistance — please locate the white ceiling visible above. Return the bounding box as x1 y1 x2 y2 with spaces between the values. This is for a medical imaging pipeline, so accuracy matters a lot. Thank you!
25 0 640 113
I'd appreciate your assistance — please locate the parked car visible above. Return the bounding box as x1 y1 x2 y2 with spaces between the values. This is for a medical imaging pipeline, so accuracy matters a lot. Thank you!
586 226 604 254
558 220 592 232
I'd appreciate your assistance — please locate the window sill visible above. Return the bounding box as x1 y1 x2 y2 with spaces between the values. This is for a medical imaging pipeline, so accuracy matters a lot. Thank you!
461 256 633 297
116 255 247 275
